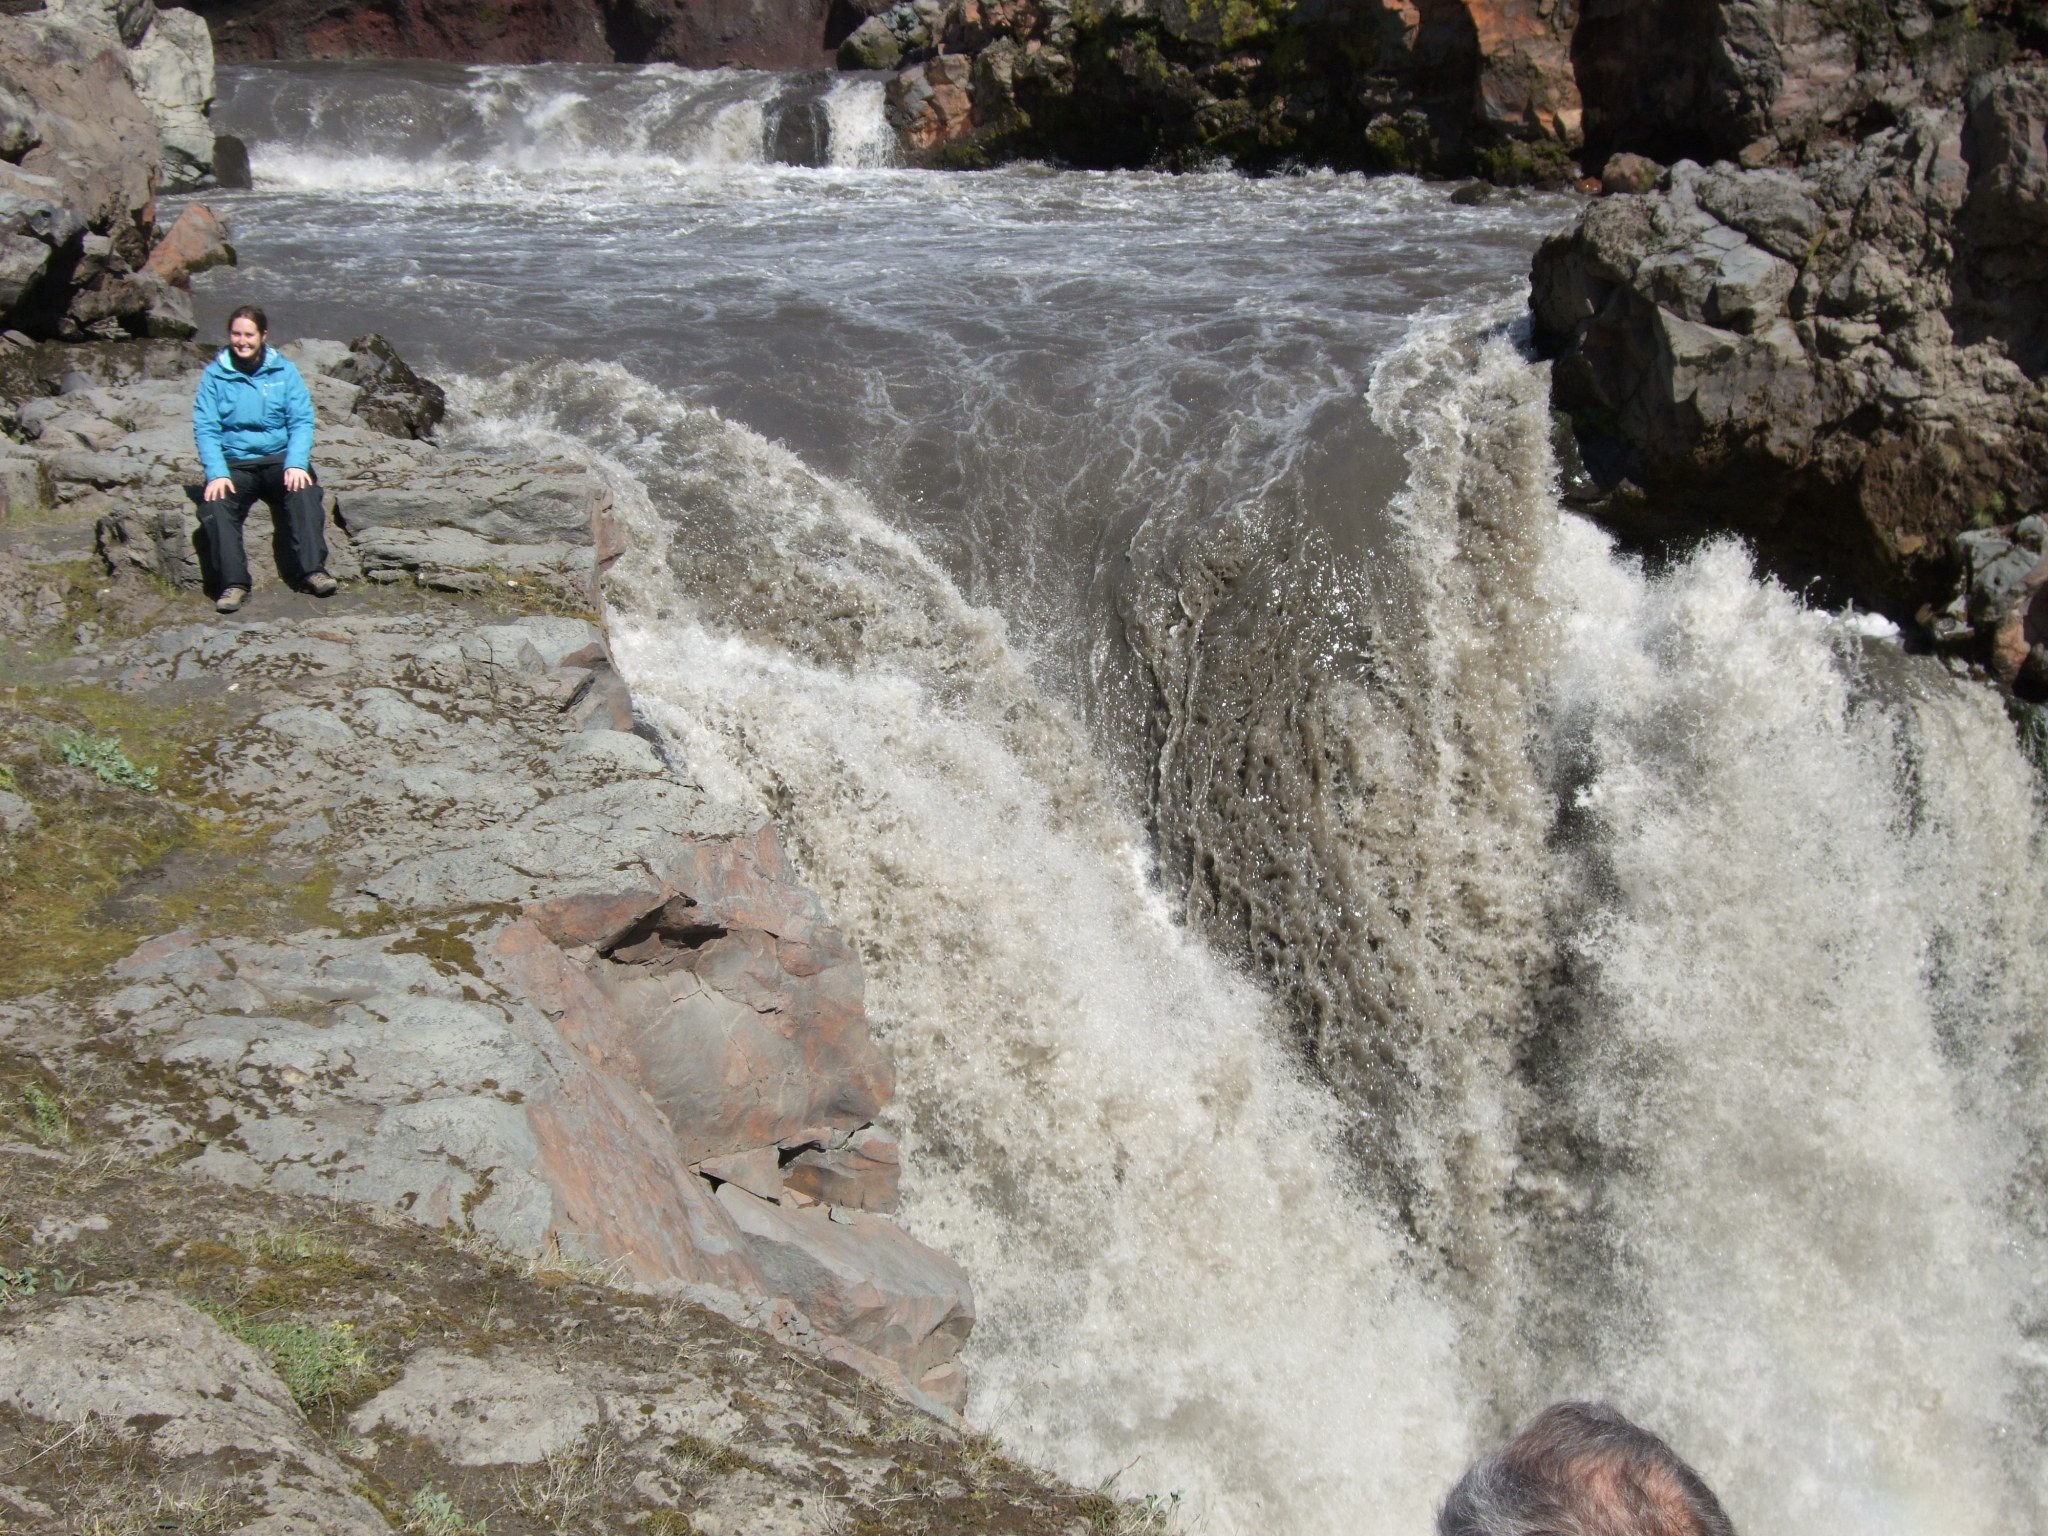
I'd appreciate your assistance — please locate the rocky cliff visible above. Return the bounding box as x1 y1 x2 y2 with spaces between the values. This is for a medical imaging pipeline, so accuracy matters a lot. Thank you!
0 305 1143 1517
873 1 2045 176
0 4 1153 1524
1532 74 2048 621
181 0 843 70
0 1 225 346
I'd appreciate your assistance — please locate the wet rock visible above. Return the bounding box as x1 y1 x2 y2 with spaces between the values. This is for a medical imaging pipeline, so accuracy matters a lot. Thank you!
210 130 250 187
328 330 446 439
349 1349 601 1466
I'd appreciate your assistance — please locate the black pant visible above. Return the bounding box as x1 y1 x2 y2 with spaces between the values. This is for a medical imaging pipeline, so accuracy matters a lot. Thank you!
198 462 327 593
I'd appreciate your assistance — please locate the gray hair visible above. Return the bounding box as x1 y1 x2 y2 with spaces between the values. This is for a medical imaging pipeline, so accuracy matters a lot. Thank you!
1439 1402 1737 1536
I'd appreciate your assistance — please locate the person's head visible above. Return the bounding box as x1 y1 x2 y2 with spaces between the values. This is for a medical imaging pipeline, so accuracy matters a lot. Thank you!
226 305 269 362
1439 1402 1736 1536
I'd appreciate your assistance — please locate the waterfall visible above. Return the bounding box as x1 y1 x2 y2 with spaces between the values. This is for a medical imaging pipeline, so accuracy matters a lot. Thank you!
194 63 2048 1528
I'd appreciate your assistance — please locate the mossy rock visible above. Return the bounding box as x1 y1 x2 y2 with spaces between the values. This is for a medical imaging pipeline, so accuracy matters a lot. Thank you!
1477 136 1579 188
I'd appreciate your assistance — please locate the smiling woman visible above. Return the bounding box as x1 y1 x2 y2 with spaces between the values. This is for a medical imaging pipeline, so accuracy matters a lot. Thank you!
185 58 2048 1536
190 303 336 607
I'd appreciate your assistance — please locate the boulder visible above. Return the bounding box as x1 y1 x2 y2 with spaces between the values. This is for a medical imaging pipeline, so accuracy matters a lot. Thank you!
126 4 216 188
141 199 232 285
0 8 168 338
1601 151 1664 195
211 129 250 187
328 329 446 439
715 1184 974 1399
0 11 161 248
0 1289 389 1534
1533 91 2048 619
838 14 903 72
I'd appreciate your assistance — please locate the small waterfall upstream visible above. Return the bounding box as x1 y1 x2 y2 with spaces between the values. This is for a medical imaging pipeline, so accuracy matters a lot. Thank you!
197 62 2048 1535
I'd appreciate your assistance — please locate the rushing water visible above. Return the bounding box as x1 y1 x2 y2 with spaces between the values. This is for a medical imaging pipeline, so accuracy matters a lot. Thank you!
195 63 2048 1535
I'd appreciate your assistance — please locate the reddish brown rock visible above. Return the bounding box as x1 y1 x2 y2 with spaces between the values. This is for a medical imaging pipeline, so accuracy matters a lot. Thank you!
183 0 841 69
783 1125 902 1213
493 916 770 1293
887 55 976 153
514 823 893 1165
1991 554 2048 686
714 1184 974 1395
1466 0 1583 147
488 833 967 1404
142 201 233 287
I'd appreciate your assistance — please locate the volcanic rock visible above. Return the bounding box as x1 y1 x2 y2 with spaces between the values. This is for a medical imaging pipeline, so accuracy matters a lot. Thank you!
183 0 842 70
328 330 447 439
1532 76 2048 618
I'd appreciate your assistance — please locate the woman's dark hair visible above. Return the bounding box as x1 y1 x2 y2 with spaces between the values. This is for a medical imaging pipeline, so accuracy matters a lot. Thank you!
227 305 269 335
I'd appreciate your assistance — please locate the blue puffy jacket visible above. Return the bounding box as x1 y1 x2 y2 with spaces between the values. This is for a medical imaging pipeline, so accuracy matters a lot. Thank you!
193 345 315 482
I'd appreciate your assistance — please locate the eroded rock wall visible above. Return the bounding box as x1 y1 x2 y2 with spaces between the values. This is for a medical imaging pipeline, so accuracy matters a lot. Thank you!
877 0 1589 174
182 0 841 69
0 3 223 342
1532 67 2048 620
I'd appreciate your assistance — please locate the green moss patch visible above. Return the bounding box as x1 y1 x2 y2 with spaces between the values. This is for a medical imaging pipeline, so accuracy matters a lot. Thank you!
0 673 345 997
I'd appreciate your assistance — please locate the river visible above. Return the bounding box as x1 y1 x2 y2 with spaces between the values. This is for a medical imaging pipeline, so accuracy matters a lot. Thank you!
193 62 2048 1536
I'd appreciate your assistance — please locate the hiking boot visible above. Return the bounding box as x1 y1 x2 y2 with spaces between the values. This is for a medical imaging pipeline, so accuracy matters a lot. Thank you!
303 571 338 597
215 586 247 613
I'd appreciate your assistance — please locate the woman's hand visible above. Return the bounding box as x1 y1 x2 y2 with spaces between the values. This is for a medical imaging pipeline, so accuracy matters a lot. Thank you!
203 477 235 502
284 467 311 492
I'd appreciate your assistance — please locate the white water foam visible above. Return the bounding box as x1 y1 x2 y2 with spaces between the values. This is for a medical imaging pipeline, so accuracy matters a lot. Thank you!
440 287 2048 1536
1362 305 2048 1535
236 64 823 193
1530 524 2048 1535
824 78 896 170
453 361 1484 1535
